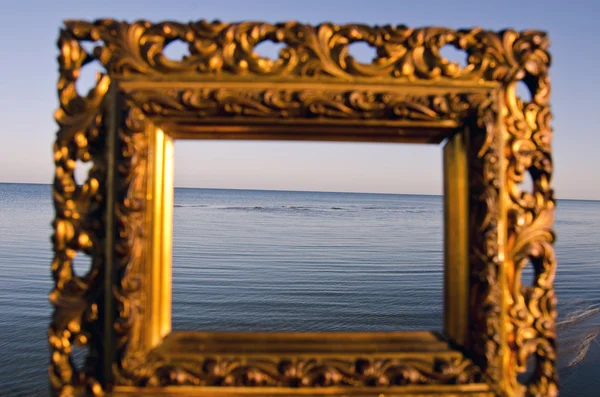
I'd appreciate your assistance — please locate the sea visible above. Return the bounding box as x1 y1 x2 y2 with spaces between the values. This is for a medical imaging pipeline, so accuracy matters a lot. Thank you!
0 183 598 395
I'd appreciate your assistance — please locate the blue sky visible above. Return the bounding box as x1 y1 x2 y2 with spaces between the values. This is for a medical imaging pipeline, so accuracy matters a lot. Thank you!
0 0 598 199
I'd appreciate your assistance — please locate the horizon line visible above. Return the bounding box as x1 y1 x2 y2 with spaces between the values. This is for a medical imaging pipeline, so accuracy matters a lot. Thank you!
1 181 599 202
175 185 440 196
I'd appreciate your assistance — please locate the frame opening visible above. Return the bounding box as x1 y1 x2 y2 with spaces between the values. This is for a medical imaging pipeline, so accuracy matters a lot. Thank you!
170 142 444 333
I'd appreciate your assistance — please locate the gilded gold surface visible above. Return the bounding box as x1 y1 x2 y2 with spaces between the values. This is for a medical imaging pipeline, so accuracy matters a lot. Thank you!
145 332 482 388
51 19 555 396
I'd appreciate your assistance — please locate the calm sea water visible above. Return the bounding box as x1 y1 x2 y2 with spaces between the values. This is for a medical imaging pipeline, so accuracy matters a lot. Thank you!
0 183 598 395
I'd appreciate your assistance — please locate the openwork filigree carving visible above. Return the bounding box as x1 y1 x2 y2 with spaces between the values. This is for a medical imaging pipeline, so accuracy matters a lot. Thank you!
503 32 557 396
51 18 555 397
62 19 548 83
50 28 110 395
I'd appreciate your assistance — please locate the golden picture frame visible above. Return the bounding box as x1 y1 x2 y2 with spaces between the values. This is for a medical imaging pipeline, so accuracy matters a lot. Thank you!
50 20 557 396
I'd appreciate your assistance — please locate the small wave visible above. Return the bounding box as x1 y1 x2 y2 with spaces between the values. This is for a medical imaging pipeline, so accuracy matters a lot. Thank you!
173 204 440 214
390 209 438 214
568 331 600 367
558 303 600 328
218 205 340 213
555 219 588 226
225 206 265 211
558 302 600 368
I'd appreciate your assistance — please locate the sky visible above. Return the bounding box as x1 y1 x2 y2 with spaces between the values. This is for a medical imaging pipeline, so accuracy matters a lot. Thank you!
0 0 598 199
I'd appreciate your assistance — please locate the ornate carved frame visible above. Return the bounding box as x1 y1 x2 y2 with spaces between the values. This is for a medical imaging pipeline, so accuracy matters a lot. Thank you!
50 20 556 397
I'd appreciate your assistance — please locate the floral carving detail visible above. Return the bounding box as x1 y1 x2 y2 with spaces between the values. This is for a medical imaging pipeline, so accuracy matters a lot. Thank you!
464 94 503 381
112 105 150 386
143 356 481 388
130 88 472 122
